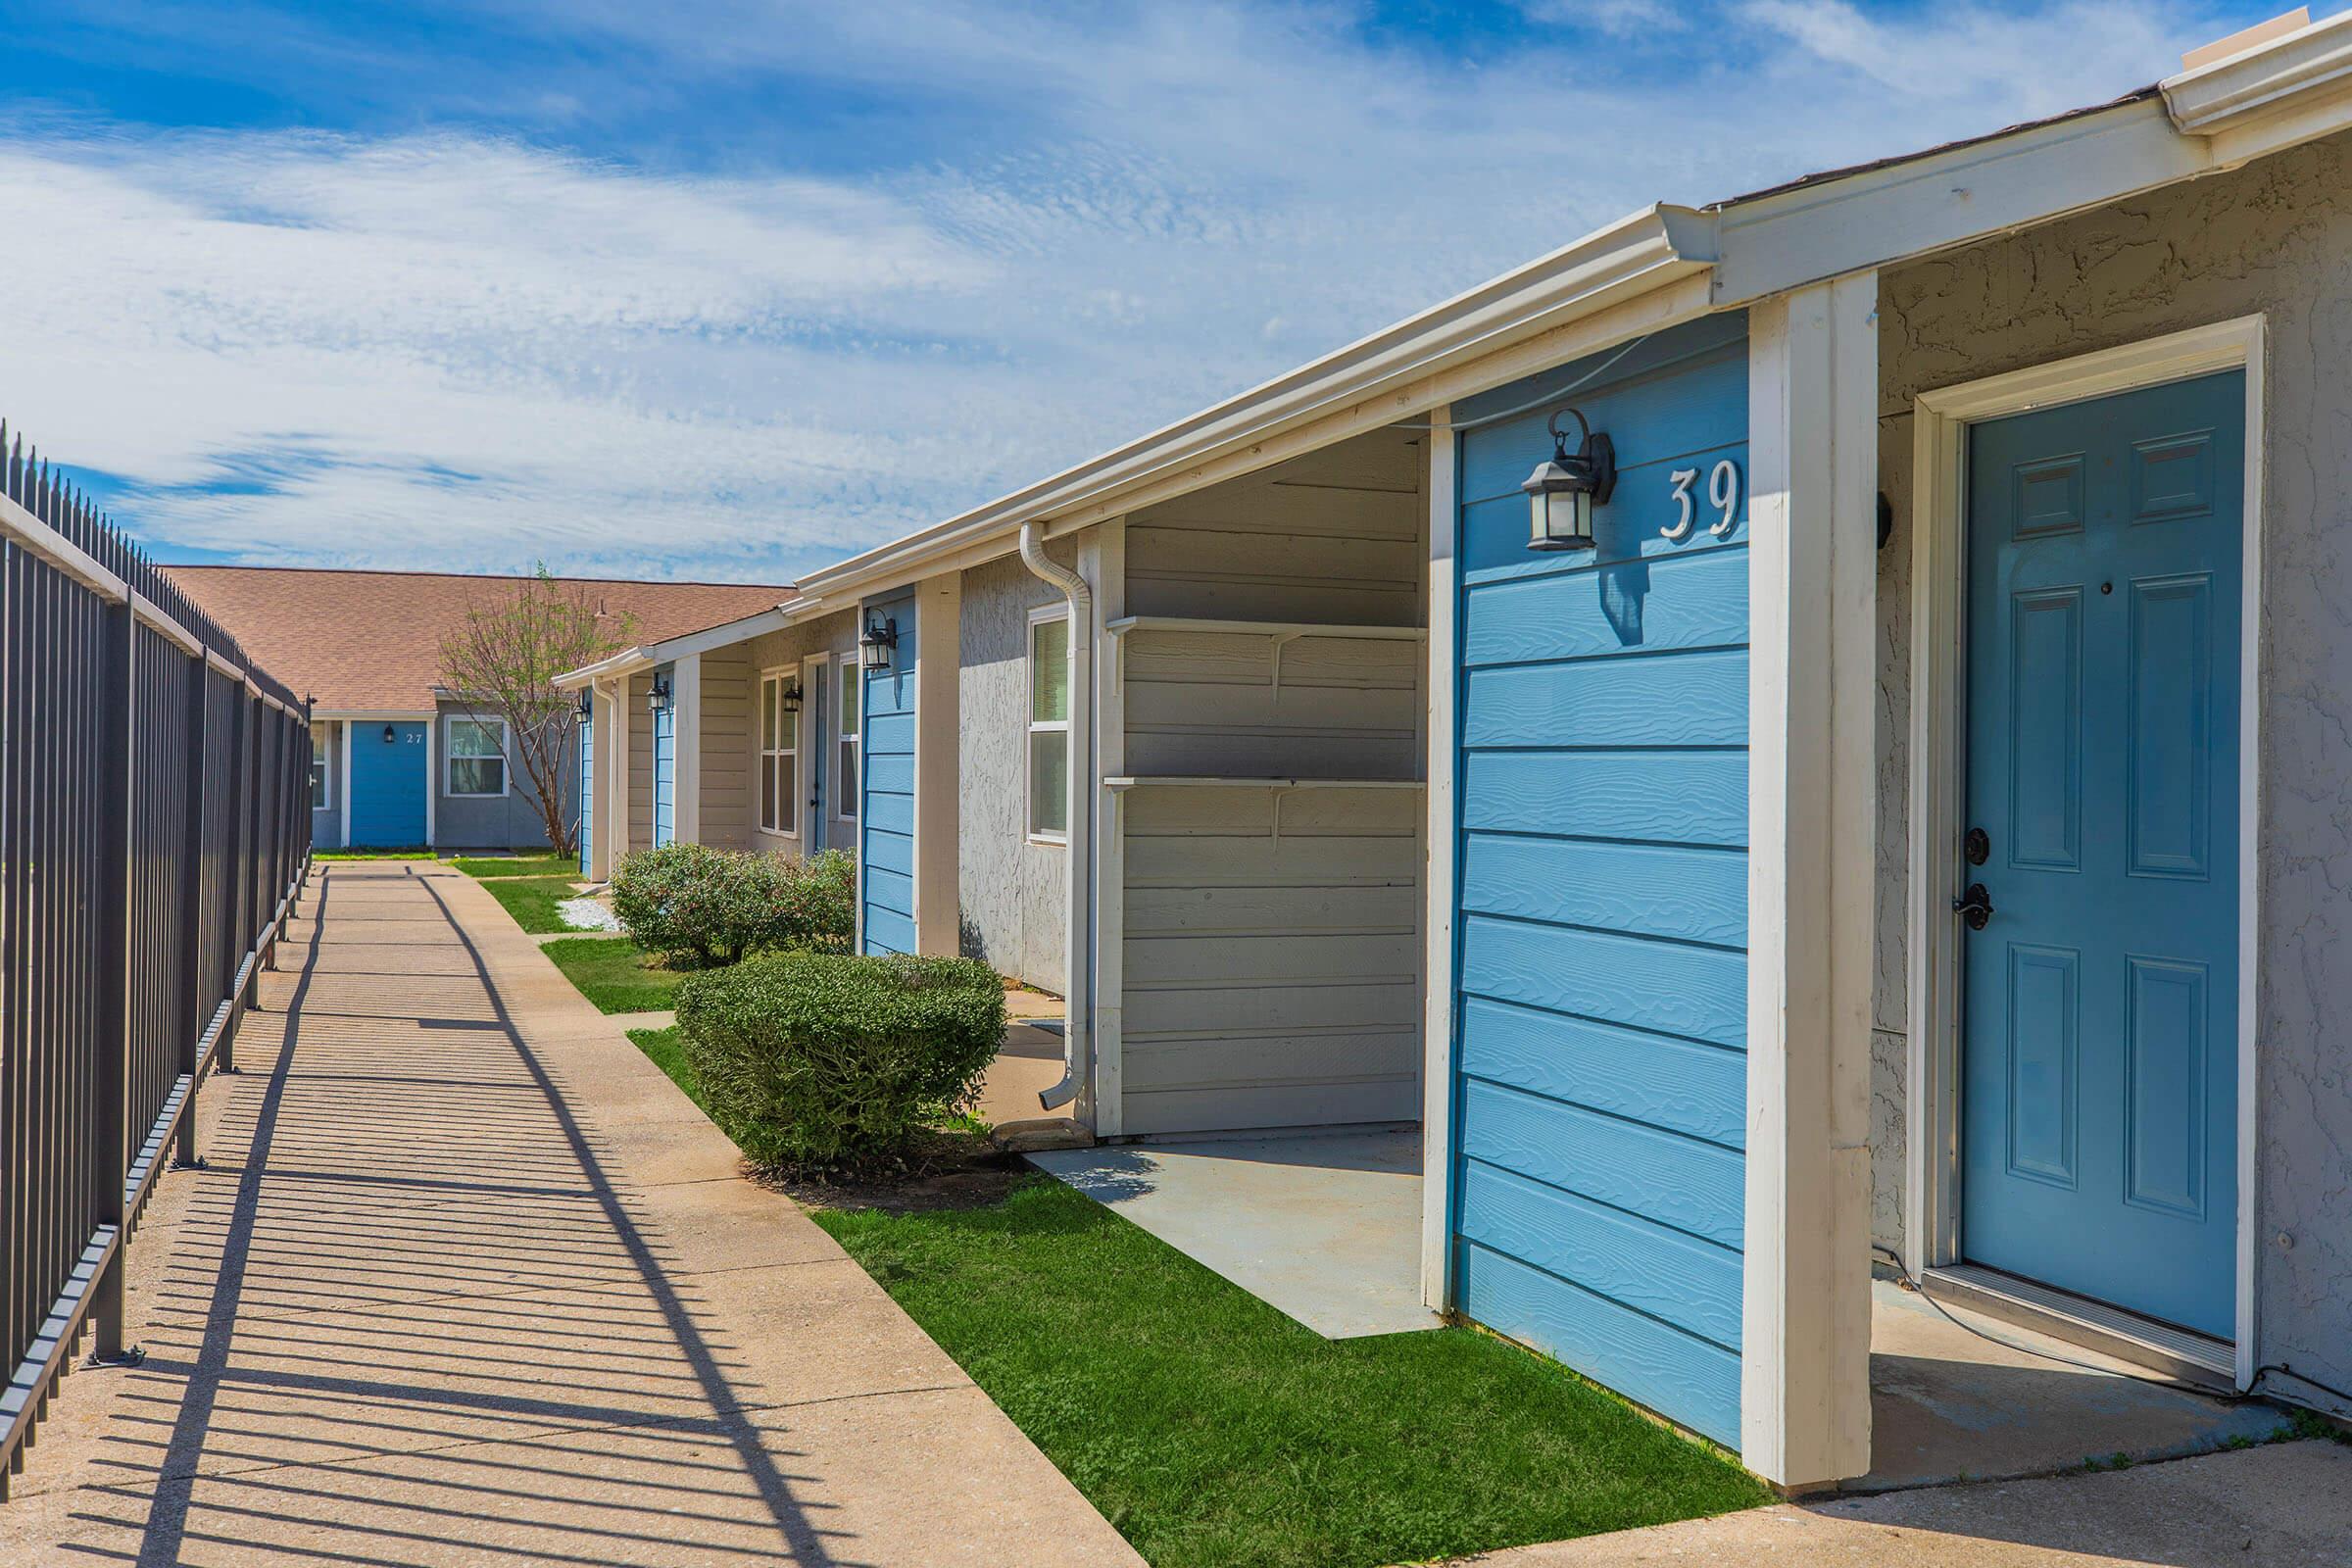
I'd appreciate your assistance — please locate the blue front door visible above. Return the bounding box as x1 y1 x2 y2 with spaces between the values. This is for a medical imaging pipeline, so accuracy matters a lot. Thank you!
350 721 429 848
1961 369 2242 1340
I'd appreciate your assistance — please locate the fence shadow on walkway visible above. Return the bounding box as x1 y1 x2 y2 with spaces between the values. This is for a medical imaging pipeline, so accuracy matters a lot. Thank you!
59 863 859 1568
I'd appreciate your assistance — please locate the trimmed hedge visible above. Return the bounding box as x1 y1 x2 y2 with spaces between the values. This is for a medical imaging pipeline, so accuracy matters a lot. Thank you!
675 951 1005 1168
610 844 855 967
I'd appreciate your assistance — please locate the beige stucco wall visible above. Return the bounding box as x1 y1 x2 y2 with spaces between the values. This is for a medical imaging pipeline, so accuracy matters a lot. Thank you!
956 548 1072 992
1874 126 2352 1409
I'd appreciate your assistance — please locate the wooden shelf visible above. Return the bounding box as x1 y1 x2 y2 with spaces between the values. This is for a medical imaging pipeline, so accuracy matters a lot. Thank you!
1104 616 1427 641
1102 775 1424 791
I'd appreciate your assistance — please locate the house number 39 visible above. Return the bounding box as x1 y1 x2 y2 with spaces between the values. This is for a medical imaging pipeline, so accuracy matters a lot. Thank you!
1663 459 1741 541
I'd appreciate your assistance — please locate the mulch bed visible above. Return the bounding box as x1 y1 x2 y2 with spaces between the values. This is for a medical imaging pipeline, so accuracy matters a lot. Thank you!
752 1128 1031 1214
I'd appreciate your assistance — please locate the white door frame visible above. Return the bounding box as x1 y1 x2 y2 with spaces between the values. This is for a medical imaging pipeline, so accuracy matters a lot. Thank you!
801 651 832 851
1904 314 2266 1387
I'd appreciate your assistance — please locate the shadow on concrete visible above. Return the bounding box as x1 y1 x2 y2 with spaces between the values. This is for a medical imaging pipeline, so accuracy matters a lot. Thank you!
76 862 858 1568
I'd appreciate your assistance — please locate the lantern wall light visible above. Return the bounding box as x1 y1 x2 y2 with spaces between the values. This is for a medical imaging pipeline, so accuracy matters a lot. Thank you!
780 681 804 714
574 688 594 723
647 673 672 713
1522 406 1617 553
859 614 899 673
381 724 397 744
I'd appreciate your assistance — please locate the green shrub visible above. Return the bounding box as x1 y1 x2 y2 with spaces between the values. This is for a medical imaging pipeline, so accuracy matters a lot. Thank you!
610 843 855 967
675 951 1005 1168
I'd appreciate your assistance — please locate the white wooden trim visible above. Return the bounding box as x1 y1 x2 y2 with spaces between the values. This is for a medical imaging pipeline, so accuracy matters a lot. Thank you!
1419 404 1457 1313
1742 275 1879 1491
672 654 702 844
1905 314 2267 1389
1026 602 1073 845
801 652 831 847
912 570 961 957
1089 520 1128 1140
757 669 801 842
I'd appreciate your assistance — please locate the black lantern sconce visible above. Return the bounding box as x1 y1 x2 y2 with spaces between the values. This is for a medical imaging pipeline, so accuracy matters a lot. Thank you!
647 673 672 713
574 687 594 723
1522 407 1617 553
380 724 397 745
780 680 804 714
859 614 899 673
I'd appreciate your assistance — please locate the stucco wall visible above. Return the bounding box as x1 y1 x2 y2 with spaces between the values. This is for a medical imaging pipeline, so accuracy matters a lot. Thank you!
1874 127 2352 1408
433 700 564 850
956 549 1071 992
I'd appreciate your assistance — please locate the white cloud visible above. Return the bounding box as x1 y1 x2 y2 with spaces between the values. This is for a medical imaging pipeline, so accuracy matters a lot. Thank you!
0 0 2261 578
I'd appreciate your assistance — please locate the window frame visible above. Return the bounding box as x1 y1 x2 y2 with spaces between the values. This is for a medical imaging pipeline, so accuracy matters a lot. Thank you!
309 724 332 810
837 656 859 821
759 668 800 839
1025 604 1071 846
443 713 510 799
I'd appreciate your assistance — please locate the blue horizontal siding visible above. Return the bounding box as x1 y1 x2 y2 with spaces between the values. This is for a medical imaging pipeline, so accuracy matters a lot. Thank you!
1457 1242 1741 1449
1448 312 1749 1448
1460 750 1747 848
1458 1159 1742 1349
1458 996 1744 1149
860 594 918 956
1459 1078 1743 1249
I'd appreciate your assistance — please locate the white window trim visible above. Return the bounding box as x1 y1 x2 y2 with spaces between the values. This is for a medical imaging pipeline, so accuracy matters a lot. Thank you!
759 667 800 840
310 723 333 811
443 713 511 799
836 654 859 822
1905 314 2266 1389
1026 604 1071 846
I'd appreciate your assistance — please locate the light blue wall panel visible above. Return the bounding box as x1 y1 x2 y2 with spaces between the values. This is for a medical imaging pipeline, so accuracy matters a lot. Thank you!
860 594 918 956
1450 311 1749 1446
652 664 677 849
579 715 594 875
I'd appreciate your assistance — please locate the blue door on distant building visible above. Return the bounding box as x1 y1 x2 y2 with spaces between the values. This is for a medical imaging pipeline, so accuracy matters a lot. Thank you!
1961 370 2242 1341
860 600 917 956
1448 313 1750 1449
652 674 676 849
579 710 594 875
350 721 429 848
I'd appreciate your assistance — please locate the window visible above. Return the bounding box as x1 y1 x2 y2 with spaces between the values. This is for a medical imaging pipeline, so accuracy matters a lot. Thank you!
760 672 798 835
445 716 507 797
309 725 331 809
837 660 859 820
1027 609 1069 841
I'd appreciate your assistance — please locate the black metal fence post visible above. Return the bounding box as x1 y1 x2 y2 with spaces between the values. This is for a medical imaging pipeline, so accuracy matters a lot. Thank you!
86 600 137 1368
172 662 208 1173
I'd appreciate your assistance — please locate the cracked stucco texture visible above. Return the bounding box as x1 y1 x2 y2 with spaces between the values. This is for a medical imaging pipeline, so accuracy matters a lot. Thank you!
958 549 1070 993
1872 128 2352 1413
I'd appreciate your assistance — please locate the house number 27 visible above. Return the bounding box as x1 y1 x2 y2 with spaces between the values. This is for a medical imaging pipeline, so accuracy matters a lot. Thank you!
1664 459 1741 540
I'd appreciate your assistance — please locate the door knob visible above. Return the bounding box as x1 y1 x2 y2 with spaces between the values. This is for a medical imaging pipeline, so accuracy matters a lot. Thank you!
1953 883 1994 931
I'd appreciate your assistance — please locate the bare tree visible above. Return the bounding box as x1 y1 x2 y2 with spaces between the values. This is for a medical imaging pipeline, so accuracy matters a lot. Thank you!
438 566 634 857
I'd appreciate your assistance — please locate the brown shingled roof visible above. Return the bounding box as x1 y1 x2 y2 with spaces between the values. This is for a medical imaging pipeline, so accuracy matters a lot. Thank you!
168 565 791 713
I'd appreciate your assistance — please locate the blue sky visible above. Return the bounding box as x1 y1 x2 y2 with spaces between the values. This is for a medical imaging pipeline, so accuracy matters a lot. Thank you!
0 0 2300 580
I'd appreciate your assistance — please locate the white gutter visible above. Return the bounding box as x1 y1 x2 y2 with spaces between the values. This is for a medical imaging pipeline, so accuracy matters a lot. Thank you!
1016 522 1094 1116
2162 7 2352 163
554 645 654 692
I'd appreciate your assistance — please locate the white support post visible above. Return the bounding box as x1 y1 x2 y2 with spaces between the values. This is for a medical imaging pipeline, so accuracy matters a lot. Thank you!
673 654 703 845
1420 405 1457 1311
1742 274 1879 1492
1086 520 1127 1139
912 571 961 957
608 679 633 870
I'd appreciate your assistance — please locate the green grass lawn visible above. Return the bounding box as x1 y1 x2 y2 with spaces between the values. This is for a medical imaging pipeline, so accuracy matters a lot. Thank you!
453 854 580 879
480 876 593 934
815 1179 1769 1568
539 936 687 1013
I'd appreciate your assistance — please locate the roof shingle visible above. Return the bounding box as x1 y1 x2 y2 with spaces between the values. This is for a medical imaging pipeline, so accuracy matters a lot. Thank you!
169 565 790 713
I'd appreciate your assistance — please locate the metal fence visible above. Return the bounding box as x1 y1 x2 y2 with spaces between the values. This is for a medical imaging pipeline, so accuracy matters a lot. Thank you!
0 422 312 1497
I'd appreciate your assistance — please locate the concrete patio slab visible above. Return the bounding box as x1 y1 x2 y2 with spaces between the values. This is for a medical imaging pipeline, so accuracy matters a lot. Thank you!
1443 1437 2352 1567
0 860 1144 1568
1032 1128 1441 1339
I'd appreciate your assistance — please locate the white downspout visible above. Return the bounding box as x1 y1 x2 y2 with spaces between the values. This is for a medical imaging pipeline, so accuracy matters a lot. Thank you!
1018 522 1093 1116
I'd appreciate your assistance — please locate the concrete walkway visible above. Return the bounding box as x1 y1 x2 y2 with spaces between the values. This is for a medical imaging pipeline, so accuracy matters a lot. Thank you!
1446 1437 2352 1566
0 860 1142 1568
